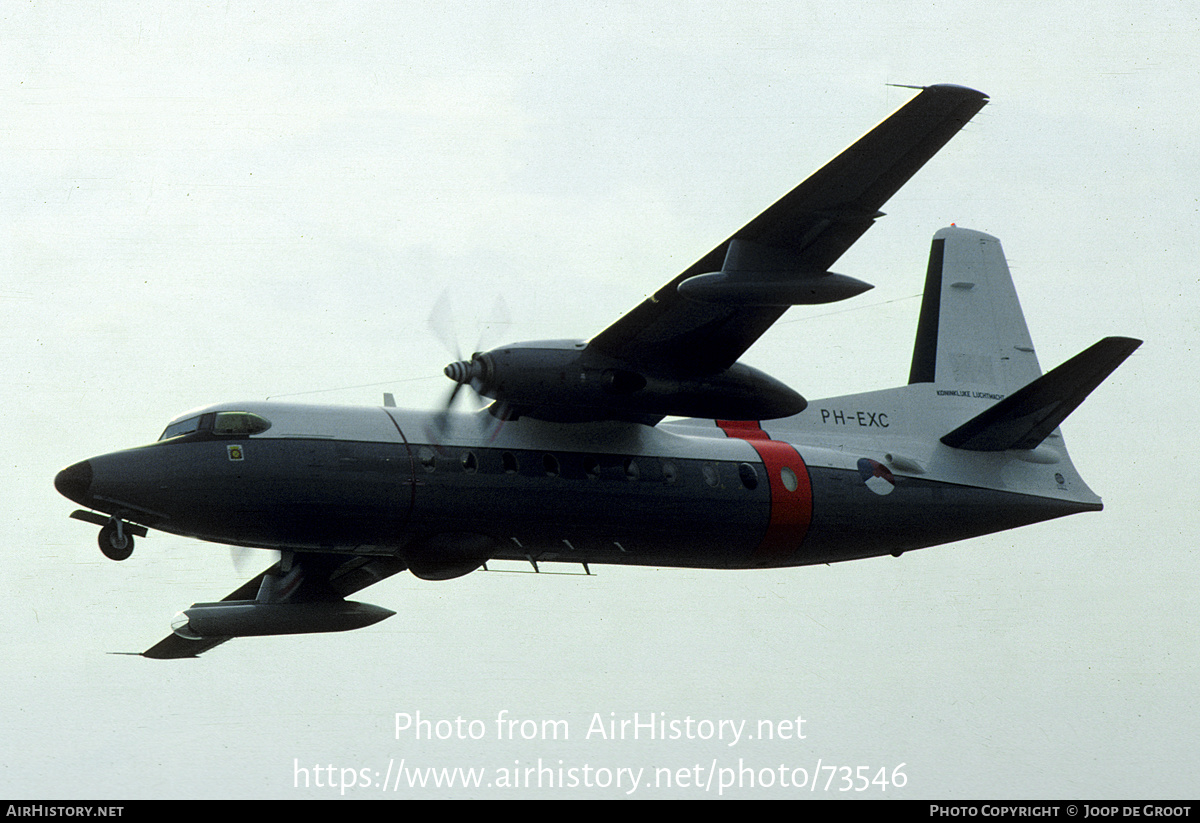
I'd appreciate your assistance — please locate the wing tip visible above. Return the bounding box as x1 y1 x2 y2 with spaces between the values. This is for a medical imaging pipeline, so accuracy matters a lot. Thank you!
890 82 988 100
926 82 989 99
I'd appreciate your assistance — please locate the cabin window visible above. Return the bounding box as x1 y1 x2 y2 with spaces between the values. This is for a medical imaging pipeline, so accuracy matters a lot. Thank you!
418 446 436 472
460 451 478 473
623 458 640 480
661 460 679 485
584 456 601 479
780 466 799 492
543 453 560 477
738 462 759 490
502 452 519 474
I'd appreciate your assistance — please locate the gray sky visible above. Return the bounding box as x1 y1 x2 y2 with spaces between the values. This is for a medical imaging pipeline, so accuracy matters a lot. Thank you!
4 1 1196 798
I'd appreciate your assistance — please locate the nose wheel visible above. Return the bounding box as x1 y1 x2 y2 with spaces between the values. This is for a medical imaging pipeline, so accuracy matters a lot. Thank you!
98 520 134 561
68 510 150 561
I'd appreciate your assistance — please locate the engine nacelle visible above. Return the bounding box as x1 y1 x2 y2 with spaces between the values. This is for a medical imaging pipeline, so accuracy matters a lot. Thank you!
448 340 805 423
677 269 873 306
172 600 395 640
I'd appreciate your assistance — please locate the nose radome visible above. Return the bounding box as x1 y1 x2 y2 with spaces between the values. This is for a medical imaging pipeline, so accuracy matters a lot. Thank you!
54 460 93 504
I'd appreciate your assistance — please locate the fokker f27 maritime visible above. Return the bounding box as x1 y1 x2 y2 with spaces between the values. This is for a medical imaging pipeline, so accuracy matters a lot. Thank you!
55 84 1140 658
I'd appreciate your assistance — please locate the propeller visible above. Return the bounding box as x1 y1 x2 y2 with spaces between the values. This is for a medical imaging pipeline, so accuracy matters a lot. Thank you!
426 292 511 442
231 547 281 576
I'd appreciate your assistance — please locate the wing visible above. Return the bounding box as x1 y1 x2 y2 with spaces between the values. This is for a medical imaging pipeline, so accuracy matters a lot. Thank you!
586 84 989 376
140 553 406 659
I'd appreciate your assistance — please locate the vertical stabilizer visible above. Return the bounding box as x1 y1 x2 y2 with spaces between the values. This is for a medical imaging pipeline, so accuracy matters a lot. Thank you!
908 227 1042 395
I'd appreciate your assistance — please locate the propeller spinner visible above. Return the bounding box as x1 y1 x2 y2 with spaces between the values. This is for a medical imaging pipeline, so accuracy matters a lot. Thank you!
443 355 488 391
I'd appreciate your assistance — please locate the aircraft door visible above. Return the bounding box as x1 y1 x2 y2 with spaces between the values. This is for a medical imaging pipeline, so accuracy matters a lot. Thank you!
381 409 419 529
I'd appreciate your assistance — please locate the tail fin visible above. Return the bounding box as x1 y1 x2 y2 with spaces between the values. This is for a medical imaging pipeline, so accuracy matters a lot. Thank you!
908 226 1042 395
906 226 1141 450
941 336 1141 450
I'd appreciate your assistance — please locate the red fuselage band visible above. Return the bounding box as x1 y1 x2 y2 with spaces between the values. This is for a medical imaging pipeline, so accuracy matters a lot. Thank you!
717 420 813 563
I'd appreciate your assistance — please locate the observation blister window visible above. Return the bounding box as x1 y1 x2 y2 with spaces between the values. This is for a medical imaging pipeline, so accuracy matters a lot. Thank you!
212 412 272 436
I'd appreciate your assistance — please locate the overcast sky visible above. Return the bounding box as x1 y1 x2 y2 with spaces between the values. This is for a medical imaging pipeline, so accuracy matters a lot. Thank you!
4 1 1197 799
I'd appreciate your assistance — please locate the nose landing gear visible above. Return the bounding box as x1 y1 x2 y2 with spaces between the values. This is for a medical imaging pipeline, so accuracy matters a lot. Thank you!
99 520 134 561
69 510 149 561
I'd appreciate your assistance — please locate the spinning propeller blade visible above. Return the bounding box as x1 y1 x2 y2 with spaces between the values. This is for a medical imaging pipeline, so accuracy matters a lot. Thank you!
426 292 512 441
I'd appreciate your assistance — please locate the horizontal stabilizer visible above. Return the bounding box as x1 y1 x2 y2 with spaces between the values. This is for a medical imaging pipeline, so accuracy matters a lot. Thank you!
940 336 1141 451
